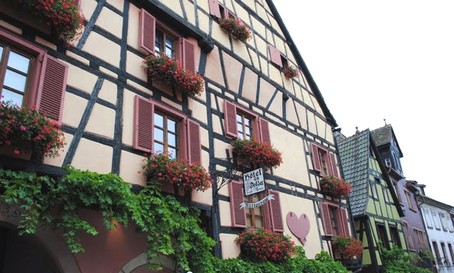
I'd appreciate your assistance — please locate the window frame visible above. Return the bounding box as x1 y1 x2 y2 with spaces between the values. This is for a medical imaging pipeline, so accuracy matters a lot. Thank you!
224 100 270 144
376 223 389 249
310 142 339 177
133 95 201 164
229 180 284 232
139 9 196 73
0 28 67 123
320 202 349 237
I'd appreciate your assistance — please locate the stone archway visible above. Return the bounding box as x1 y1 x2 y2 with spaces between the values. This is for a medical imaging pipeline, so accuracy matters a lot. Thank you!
120 252 175 273
0 202 81 273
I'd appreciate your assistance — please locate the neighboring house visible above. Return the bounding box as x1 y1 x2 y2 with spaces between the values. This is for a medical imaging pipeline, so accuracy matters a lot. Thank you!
337 129 406 273
419 195 454 272
0 0 349 272
371 125 431 265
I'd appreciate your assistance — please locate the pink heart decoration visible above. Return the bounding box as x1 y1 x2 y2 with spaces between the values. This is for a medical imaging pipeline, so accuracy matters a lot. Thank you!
286 212 310 244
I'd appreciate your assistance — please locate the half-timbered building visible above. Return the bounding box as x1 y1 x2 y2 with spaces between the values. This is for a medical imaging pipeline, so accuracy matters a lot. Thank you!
0 0 350 272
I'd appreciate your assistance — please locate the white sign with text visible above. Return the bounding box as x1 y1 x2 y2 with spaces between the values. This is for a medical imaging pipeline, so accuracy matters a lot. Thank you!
243 168 265 196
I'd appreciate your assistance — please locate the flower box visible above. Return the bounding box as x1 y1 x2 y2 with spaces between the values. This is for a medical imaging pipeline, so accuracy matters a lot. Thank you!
319 175 352 199
0 101 65 160
332 236 364 260
283 66 298 79
231 139 282 170
142 153 212 192
219 18 251 42
4 0 84 42
143 54 205 97
235 228 295 263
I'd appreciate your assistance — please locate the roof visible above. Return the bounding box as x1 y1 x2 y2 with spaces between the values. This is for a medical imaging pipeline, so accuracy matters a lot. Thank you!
337 129 370 217
370 124 403 156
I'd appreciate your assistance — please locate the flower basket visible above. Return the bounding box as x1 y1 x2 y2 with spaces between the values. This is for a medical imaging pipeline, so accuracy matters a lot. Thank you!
332 236 363 260
5 0 85 42
235 228 295 263
142 153 212 192
283 66 298 79
231 139 282 170
0 101 65 159
219 18 251 42
143 53 205 97
319 175 352 199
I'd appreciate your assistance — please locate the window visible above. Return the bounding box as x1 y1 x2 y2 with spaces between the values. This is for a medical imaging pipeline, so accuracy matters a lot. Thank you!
389 226 401 248
139 9 196 73
370 181 378 199
432 241 442 265
383 187 390 202
402 222 414 250
224 100 270 143
405 190 415 211
423 208 434 228
310 143 339 177
448 244 454 264
433 210 442 230
245 194 265 228
376 223 389 249
440 212 448 231
413 229 426 248
441 243 448 265
133 95 201 164
228 180 283 232
0 28 67 122
320 202 349 236
208 0 236 20
268 45 291 70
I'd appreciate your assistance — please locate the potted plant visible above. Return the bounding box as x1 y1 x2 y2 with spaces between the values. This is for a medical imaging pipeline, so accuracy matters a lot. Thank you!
235 228 295 263
143 153 212 193
231 139 282 170
0 101 65 159
332 236 364 261
143 53 205 97
283 66 298 79
319 175 352 199
219 17 251 42
5 0 84 42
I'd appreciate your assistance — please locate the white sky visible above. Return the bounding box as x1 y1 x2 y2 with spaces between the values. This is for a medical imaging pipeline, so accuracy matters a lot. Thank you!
273 0 454 205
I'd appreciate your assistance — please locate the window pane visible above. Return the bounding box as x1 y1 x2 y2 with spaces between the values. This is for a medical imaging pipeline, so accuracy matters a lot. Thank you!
244 118 250 126
168 133 176 146
245 126 251 136
8 51 30 73
165 37 174 57
155 30 163 53
237 123 243 133
154 143 164 154
1 89 23 106
4 69 27 91
154 113 164 127
154 128 164 142
167 119 176 133
236 114 242 122
168 148 176 159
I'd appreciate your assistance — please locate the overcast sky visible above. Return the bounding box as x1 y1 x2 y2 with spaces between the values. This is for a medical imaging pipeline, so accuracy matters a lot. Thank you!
273 1 454 206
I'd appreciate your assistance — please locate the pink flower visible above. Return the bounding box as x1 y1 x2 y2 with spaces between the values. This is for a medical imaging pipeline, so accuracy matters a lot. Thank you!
20 125 27 131
13 149 20 155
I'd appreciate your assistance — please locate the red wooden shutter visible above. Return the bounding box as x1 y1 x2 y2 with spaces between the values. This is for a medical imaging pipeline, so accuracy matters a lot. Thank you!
187 119 201 164
208 0 221 18
268 190 284 232
338 208 349 236
268 45 282 68
139 9 156 53
182 39 196 73
229 180 247 228
224 100 237 138
133 96 154 153
311 143 322 172
37 55 67 123
329 152 340 177
259 118 271 144
320 202 333 236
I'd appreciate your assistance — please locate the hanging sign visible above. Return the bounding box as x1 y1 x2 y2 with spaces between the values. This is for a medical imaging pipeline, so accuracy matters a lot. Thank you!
243 167 266 196
240 194 274 209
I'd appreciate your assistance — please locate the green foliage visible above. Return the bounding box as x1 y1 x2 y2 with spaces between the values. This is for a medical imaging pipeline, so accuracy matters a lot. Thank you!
382 246 433 273
0 167 214 271
203 247 348 273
